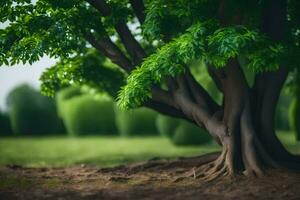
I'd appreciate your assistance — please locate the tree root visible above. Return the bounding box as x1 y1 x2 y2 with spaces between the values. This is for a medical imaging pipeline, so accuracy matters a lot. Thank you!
172 150 230 182
173 136 270 182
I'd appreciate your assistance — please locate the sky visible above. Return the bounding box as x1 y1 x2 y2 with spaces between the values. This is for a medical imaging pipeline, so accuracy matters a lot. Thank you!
0 57 56 111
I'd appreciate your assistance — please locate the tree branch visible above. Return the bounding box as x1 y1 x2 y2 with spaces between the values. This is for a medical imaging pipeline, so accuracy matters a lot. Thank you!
86 0 146 65
170 74 225 133
114 23 146 65
86 0 110 15
151 86 178 109
85 33 132 72
144 100 194 123
129 0 145 24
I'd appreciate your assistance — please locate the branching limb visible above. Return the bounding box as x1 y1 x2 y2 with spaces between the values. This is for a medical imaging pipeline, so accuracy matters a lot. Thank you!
144 100 193 122
85 34 132 72
170 74 225 139
114 23 146 65
129 0 145 24
86 0 146 65
151 86 178 109
253 67 300 167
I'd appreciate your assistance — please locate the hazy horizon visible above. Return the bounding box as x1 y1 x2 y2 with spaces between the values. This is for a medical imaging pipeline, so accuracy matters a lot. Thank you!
0 57 56 111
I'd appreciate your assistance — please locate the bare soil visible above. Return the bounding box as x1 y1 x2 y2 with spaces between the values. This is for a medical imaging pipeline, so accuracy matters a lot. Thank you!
1 153 300 200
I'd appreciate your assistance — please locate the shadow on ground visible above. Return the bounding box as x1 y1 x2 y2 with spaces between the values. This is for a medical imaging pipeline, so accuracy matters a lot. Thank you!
1 153 300 200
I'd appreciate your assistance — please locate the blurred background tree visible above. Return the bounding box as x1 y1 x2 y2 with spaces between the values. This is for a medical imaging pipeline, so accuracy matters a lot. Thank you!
56 86 117 136
156 114 212 146
288 71 300 141
115 106 158 137
6 84 64 135
0 109 12 136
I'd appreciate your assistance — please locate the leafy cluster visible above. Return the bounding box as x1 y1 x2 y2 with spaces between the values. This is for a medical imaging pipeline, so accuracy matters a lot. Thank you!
118 22 211 109
40 49 125 97
1 0 300 114
142 0 218 41
206 26 285 71
118 22 288 109
0 0 104 65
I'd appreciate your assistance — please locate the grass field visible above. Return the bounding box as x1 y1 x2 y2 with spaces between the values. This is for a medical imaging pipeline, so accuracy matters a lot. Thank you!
0 131 299 168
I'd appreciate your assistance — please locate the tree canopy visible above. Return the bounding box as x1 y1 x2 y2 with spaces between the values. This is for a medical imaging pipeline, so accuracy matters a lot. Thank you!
1 0 299 104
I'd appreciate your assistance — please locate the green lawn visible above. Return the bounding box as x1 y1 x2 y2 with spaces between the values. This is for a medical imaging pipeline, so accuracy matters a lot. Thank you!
0 132 299 168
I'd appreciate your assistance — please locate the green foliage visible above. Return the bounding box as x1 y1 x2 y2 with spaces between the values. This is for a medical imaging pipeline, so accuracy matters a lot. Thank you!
6 84 64 135
287 71 300 141
289 98 300 141
155 114 179 138
55 86 82 118
104 0 133 25
41 49 125 97
172 121 212 146
155 114 212 146
0 111 12 136
118 22 209 109
118 21 286 109
60 94 117 136
0 0 104 65
115 106 158 137
207 26 284 71
275 89 292 131
142 0 218 41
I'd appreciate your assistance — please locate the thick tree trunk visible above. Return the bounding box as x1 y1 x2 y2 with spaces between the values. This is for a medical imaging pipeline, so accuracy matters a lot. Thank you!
174 59 298 180
252 68 300 169
181 0 299 180
199 60 271 178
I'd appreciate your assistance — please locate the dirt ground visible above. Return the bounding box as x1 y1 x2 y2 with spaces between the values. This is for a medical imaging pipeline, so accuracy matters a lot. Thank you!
1 153 300 200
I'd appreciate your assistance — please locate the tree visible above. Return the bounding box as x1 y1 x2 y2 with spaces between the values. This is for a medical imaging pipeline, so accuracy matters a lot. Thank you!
1 0 300 179
6 84 64 135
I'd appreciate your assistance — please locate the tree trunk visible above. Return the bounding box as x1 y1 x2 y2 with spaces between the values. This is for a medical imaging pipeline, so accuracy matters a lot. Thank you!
174 59 298 180
179 0 299 179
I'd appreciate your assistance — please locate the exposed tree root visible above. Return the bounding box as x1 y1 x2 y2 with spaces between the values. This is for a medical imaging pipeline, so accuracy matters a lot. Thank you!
173 128 299 182
174 108 281 182
173 149 228 182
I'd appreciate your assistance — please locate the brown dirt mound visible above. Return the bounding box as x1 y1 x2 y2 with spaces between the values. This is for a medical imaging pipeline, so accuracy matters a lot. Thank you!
1 153 300 200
